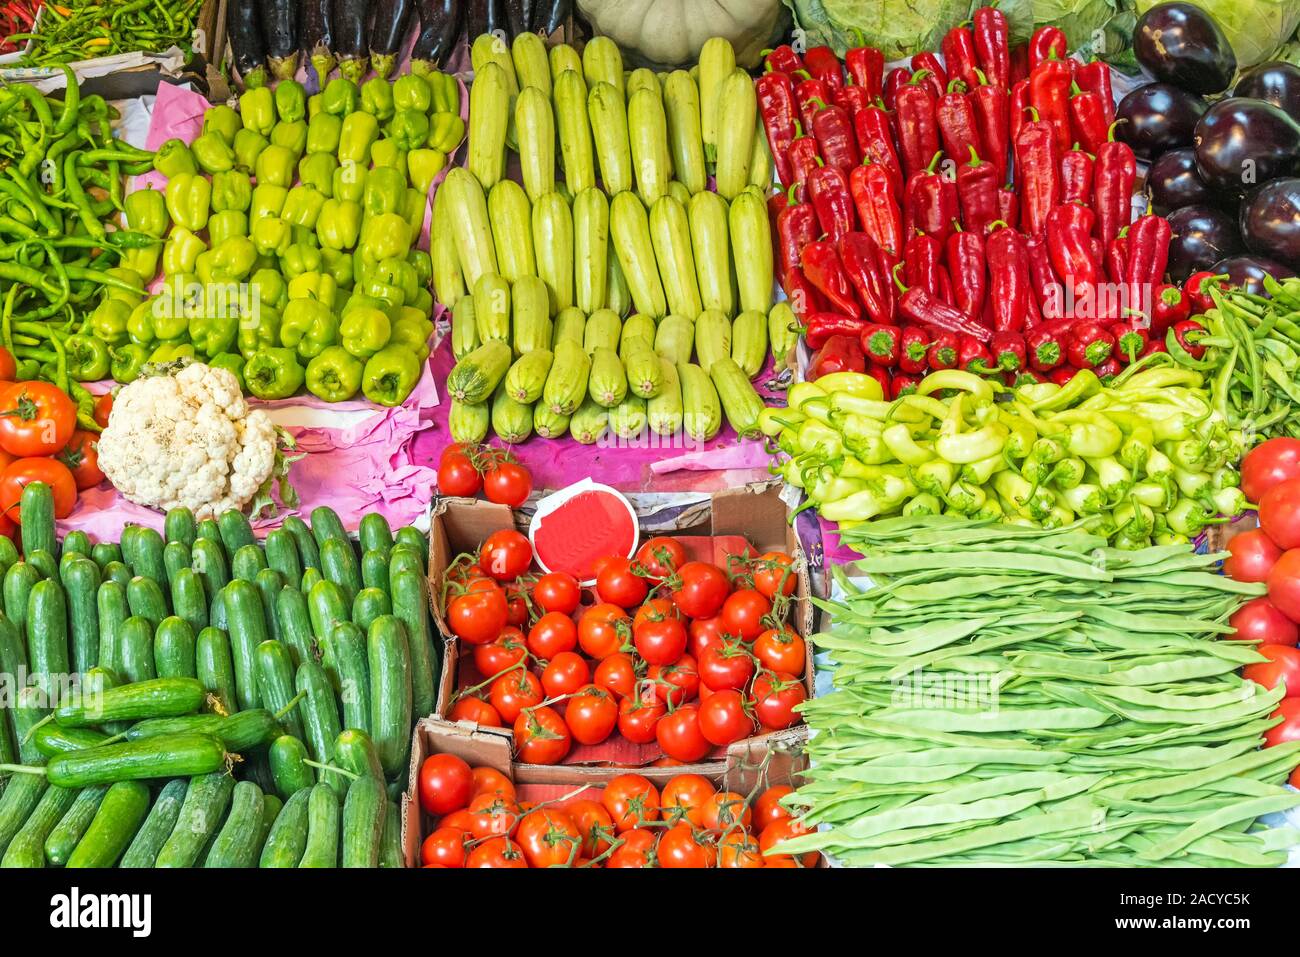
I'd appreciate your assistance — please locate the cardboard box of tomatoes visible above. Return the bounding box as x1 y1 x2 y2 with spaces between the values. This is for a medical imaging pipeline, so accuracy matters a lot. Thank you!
427 481 816 773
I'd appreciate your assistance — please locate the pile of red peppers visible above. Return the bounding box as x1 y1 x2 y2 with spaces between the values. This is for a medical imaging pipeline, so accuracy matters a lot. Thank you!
759 5 1177 398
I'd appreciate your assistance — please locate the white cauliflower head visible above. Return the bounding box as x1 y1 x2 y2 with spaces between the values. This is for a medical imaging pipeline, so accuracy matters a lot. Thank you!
99 363 298 520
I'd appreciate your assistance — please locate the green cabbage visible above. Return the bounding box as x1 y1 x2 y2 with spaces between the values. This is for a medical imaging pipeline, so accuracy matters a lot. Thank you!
1136 0 1300 68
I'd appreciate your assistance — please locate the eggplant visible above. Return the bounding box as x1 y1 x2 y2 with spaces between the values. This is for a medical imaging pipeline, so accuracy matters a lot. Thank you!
1115 83 1206 162
1148 149 1216 216
530 0 569 36
1133 2 1236 96
258 0 298 81
1241 178 1300 270
1210 256 1296 298
1165 205 1244 284
370 0 416 78
1235 62 1300 118
412 0 463 74
227 0 268 89
302 0 335 87
504 0 531 39
334 0 371 82
467 0 499 40
1193 98 1300 195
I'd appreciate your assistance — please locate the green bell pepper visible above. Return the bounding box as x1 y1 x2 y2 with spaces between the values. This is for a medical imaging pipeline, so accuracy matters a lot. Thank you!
270 119 309 159
393 74 433 113
359 213 413 262
110 343 150 383
66 334 111 381
332 161 367 203
250 183 289 221
275 80 308 123
299 153 337 196
103 267 147 308
162 228 207 276
407 149 446 193
250 268 288 311
164 173 211 232
321 248 355 289
211 170 253 212
125 186 169 237
281 243 323 280
338 112 380 165
407 248 433 287
340 302 391 359
391 312 433 361
208 237 258 281
426 112 465 152
365 256 419 308
232 128 269 172
128 291 189 345
209 352 246 390
288 272 338 310
153 138 197 178
245 348 305 399
401 188 426 233
121 246 160 283
306 345 364 401
429 72 460 114
191 131 235 174
360 78 395 120
252 216 292 257
362 345 422 406
306 111 343 155
203 104 243 145
322 78 360 117
363 166 407 217
281 298 339 359
370 139 406 172
207 209 248 246
291 225 319 247
149 343 196 364
239 86 276 136
89 298 131 346
189 289 240 357
308 93 324 118
317 199 362 250
255 144 297 189
388 109 429 152
282 185 327 229
238 303 282 358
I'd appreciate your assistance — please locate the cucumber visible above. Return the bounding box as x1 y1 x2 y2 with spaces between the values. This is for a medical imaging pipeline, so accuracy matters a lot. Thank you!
334 728 384 781
169 568 209 634
218 509 256 555
254 568 285 643
0 615 24 764
26 578 69 705
90 542 122 573
118 615 157 683
196 627 238 715
119 525 143 569
223 579 267 712
126 708 280 751
298 784 339 867
360 549 391 593
131 527 167 584
351 587 391 634
0 773 48 858
19 482 56 559
388 546 424 582
283 516 321 571
367 616 412 777
264 529 302 584
67 779 149 867
154 617 197 679
197 518 224 544
191 537 230 606
102 561 131 589
331 622 370 734
61 530 90 557
341 774 385 867
118 777 187 867
308 579 349 650
231 543 267 582
320 538 362 605
95 580 129 676
26 548 57 582
203 780 265 867
259 786 310 867
269 734 315 799
209 588 228 632
61 558 100 677
379 798 402 867
358 513 393 555
391 570 437 720
257 793 281 850
295 661 342 771
164 507 197 547
46 733 227 788
126 575 168 631
32 724 112 759
155 771 235 868
55 676 207 728
14 686 49 765
1 784 75 868
163 540 192 587
4 563 40 642
44 784 108 865
255 641 303 740
393 528 426 558
275 586 318 669
309 506 348 548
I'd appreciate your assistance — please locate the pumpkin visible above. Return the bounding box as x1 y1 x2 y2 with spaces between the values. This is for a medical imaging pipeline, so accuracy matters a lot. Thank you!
576 0 786 70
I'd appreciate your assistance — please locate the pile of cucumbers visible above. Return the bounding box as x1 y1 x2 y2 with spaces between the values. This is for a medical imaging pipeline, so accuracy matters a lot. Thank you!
0 483 435 868
436 33 796 446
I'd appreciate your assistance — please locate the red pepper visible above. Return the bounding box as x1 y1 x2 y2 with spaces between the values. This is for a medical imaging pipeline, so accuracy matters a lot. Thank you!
1028 26 1068 70
832 83 872 119
970 69 1010 186
890 372 922 398
1093 121 1136 248
1060 144 1095 206
802 241 861 319
1150 283 1189 338
756 70 799 188
991 330 1027 371
1026 235 1065 321
1010 43 1031 86
904 231 947 299
853 105 904 200
809 100 859 172
1015 109 1061 238
906 153 958 245
942 25 982 92
910 53 948 101
807 334 865 378
787 123 822 193
804 46 844 91
783 265 829 319
1105 231 1128 284
864 364 892 396
1046 203 1099 304
1028 58 1073 157
1094 356 1122 381
986 224 1032 332
937 81 981 171
997 183 1019 229
893 263 992 343
1171 319 1207 360
1075 60 1115 126
956 147 1000 237
898 324 930 374
1185 271 1228 314
927 331 959 370
806 161 855 242
946 225 986 321
1066 321 1115 369
838 231 895 326
973 4 1011 91
845 36 885 99
958 334 996 374
882 66 910 112
1049 364 1080 386
1124 206 1172 305
805 315 867 352
776 189 819 277
860 322 901 367
795 75 832 133
1008 80 1030 150
763 45 804 76
1068 84 1108 158
850 159 903 257
895 71 941 180
1026 318 1074 371
1110 318 1149 363
1141 338 1168 358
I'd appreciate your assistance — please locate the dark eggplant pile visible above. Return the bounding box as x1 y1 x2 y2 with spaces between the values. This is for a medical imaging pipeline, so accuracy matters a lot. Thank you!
1125 2 1300 284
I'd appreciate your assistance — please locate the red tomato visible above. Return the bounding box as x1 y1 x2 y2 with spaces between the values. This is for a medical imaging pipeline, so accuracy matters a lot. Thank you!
647 652 698 707
1229 597 1299 645
567 799 616 857
504 585 529 627
59 430 104 490
759 818 818 867
479 529 533 581
718 830 765 868
418 753 474 815
541 651 590 697
605 827 657 868
754 627 806 675
483 460 532 507
437 451 482 497
701 790 752 831
533 572 580 614
671 561 730 619
660 774 716 827
564 684 618 745
0 457 77 520
471 767 515 801
473 627 527 678
721 588 772 641
465 836 528 868
751 672 807 729
440 809 475 831
0 347 15 382
698 641 756 691
655 706 712 762
420 826 469 867
1242 644 1300 697
516 808 581 868
489 669 543 724
513 705 571 764
467 792 520 839
0 382 75 457
635 536 687 583
601 774 660 831
1267 549 1300 622
446 581 508 645
92 392 112 430
753 785 794 833
617 691 666 743
1222 529 1283 583
1264 698 1300 748
657 822 716 868
527 611 578 658
578 603 632 659
689 616 726 659
1242 438 1300 504
698 689 755 745
632 597 683 631
596 556 649 608
634 616 687 666
753 551 797 599
593 652 638 699
1259 479 1300 550
448 696 502 727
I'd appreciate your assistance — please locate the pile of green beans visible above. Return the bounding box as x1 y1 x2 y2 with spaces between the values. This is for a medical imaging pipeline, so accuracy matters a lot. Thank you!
12 0 201 65
776 516 1300 867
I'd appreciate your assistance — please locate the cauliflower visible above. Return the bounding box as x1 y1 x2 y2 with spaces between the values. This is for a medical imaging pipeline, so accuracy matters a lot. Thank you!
98 362 301 520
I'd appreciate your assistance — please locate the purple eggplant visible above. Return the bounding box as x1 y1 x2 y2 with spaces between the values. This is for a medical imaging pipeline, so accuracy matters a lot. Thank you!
467 0 499 40
503 0 530 38
412 0 463 75
1210 255 1296 297
530 0 569 36
1166 205 1244 284
1115 83 1206 162
227 0 268 89
334 0 371 82
1133 2 1236 96
302 0 335 86
258 0 298 81
1148 149 1216 215
1235 62 1300 118
1241 178 1300 270
1193 98 1300 195
370 0 416 78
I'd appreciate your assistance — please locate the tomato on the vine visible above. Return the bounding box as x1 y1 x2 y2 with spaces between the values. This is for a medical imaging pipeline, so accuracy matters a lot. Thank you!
479 530 533 581
514 705 572 764
602 774 660 831
751 672 807 729
471 767 515 801
437 451 482 497
753 785 794 833
0 381 75 457
503 585 529 627
634 615 687 666
541 651 590 697
718 831 764 868
449 696 502 727
647 652 698 707
465 836 528 868
1243 645 1300 696
657 822 716 868
420 826 469 867
418 753 473 815
754 626 807 675
593 652 639 699
752 551 797 599
468 792 520 839
688 616 726 659
671 561 730 619
534 572 580 615
698 689 755 746
58 430 104 490
596 556 649 608
516 808 581 868
635 536 686 583
759 818 817 867
633 597 682 631
446 580 508 645
527 611 578 658
698 641 756 692
564 684 618 745
568 799 616 857
489 669 543 724
605 828 657 868
483 459 532 507
721 588 772 641
655 706 711 762
473 627 527 678
579 603 632 659
702 790 752 831
660 774 716 827
617 692 666 744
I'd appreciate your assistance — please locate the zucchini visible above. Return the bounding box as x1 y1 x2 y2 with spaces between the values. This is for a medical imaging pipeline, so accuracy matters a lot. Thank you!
441 168 499 288
512 30 551 93
588 347 628 408
688 190 735 317
19 482 56 559
263 529 302 585
623 340 665 399
351 586 391 635
679 362 723 442
695 309 733 373
449 400 490 443
468 60 509 190
648 359 684 436
298 784 339 867
320 538 361 605
341 774 385 868
0 773 47 859
196 627 239 715
33 724 112 759
515 86 556 202
583 309 622 354
367 615 412 777
231 543 267 582
331 622 370 735
269 734 316 799
473 271 512 346
450 295 479 360
542 338 592 416
360 549 391 593
732 309 769 378
572 187 609 314
259 786 310 867
431 184 466 311
607 248 631 315
61 558 100 677
553 68 595 196
729 186 774 315
118 777 187 867
223 579 268 712
551 307 585 348
2 784 75 868
749 115 773 187
627 67 661 101
650 195 703 319
125 709 280 751
504 349 553 404
191 537 230 606
620 314 657 360
44 733 226 788
358 513 393 555
203 780 265 867
491 385 534 444
628 88 671 208
655 314 696 366
44 784 108 865
154 616 197 679
283 516 321 571
512 275 553 356
27 578 69 703
663 70 707 194
609 393 648 440
582 36 623 97
391 569 437 721
164 507 197 547
714 70 757 200
569 396 610 444
610 191 667 318
588 81 633 195
532 191 574 313
447 339 512 404
256 640 304 740
276 586 318 669
710 357 766 438
295 661 342 775
155 770 235 868
699 37 736 165
68 780 149 867
489 179 537 285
